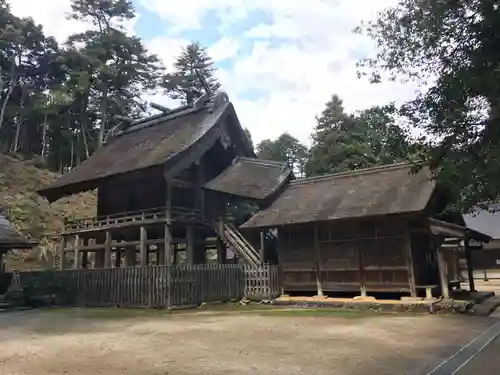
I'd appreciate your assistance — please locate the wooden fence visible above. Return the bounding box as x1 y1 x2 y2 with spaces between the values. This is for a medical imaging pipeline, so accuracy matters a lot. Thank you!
12 264 281 308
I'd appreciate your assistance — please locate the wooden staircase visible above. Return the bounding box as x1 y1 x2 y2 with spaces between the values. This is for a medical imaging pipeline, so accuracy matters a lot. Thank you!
214 222 260 266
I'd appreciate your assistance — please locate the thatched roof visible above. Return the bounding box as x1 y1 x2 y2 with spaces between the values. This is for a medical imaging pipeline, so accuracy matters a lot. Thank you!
0 214 34 250
203 157 293 200
38 93 254 202
241 163 436 228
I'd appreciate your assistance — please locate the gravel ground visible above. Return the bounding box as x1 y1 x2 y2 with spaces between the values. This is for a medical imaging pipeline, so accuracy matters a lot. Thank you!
0 308 495 375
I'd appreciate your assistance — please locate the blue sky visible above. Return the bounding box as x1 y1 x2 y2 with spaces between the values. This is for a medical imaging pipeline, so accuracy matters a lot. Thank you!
9 0 419 145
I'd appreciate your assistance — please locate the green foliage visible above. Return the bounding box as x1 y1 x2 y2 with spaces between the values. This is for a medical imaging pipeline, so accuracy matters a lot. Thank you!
257 133 308 177
306 95 412 176
163 42 221 104
357 0 500 209
0 0 161 169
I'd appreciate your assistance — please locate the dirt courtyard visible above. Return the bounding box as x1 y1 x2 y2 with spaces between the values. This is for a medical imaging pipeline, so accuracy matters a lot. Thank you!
0 307 496 375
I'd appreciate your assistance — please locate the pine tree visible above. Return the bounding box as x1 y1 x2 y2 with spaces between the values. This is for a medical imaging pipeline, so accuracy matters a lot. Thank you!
67 0 160 146
163 42 221 105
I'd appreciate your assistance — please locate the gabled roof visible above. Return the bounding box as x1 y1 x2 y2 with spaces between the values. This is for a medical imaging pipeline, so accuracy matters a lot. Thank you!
242 163 435 228
38 92 254 202
203 157 293 200
0 214 34 250
463 203 500 239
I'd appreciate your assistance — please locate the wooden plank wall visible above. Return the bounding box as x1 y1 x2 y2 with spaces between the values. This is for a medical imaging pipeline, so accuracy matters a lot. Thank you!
279 217 413 294
17 264 281 308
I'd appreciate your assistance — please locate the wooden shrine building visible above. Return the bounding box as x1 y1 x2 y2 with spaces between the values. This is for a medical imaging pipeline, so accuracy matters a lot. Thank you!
241 163 491 298
38 92 292 269
0 213 35 271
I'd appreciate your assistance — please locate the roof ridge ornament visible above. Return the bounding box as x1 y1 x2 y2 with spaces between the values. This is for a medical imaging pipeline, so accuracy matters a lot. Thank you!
209 91 229 113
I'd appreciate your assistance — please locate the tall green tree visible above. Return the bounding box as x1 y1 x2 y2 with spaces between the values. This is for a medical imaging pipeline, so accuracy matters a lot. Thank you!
357 0 500 209
257 133 308 177
67 0 161 146
306 95 411 176
163 42 220 105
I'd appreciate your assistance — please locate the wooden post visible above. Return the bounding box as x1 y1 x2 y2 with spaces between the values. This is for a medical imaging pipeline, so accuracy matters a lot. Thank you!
259 231 265 265
165 181 172 222
104 231 112 268
186 226 194 265
140 226 148 266
358 244 367 298
81 251 88 269
313 225 323 297
404 232 417 297
196 160 206 221
464 234 476 292
436 246 450 299
114 249 121 268
164 224 172 266
73 234 81 269
59 236 66 270
125 245 136 267
217 238 226 264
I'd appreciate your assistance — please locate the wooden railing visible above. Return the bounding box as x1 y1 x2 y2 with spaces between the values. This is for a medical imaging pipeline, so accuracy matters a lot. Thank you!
64 206 203 232
14 264 281 308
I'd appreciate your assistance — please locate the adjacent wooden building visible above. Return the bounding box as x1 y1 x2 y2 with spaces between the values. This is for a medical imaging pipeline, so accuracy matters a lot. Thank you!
38 92 292 270
241 164 490 298
0 213 35 271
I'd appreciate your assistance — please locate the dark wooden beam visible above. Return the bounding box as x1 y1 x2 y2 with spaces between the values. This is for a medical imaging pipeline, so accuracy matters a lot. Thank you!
186 226 194 265
164 224 172 267
104 231 112 268
314 225 323 297
404 231 417 297
150 102 171 113
74 234 81 269
140 226 148 266
59 236 66 270
464 234 476 292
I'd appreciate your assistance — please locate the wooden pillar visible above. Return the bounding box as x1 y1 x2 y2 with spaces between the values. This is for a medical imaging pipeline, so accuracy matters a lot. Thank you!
59 236 66 270
125 245 136 267
0 252 5 272
104 231 112 268
313 225 323 297
436 246 450 299
80 238 88 269
358 245 367 298
196 160 206 221
259 231 265 265
165 181 172 222
81 251 89 269
157 245 165 265
164 224 172 266
173 246 179 265
186 226 194 264
217 238 226 264
73 234 81 269
404 232 417 297
140 226 148 266
114 249 121 268
464 235 476 292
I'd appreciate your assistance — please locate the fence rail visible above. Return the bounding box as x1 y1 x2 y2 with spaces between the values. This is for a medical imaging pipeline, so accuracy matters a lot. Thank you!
64 206 203 232
9 264 281 308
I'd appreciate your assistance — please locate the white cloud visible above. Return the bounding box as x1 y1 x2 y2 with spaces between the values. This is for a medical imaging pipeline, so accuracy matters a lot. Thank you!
139 0 415 145
208 37 241 62
145 36 189 71
9 0 417 146
8 0 138 42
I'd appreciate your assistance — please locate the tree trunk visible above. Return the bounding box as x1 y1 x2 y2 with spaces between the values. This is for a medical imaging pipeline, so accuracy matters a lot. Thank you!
80 89 90 158
12 85 26 153
41 112 48 159
0 77 15 132
99 83 108 146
